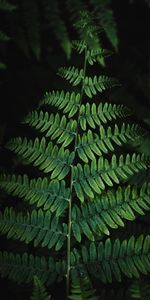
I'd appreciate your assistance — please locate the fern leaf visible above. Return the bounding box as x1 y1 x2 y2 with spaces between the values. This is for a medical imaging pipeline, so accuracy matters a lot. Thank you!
73 10 102 60
59 66 119 94
0 208 67 250
0 251 66 284
71 235 150 283
58 66 84 86
79 102 131 130
76 124 145 163
0 174 70 216
69 269 99 299
40 90 80 118
73 153 148 202
6 137 74 179
72 182 150 241
31 276 52 300
72 40 87 54
73 40 112 65
23 112 77 147
86 48 113 66
83 75 119 98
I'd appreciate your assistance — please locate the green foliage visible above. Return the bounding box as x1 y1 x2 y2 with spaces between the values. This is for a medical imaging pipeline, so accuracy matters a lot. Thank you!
129 279 150 299
71 235 150 282
0 251 66 284
31 276 52 300
72 183 150 240
0 207 67 250
0 11 150 300
69 270 99 299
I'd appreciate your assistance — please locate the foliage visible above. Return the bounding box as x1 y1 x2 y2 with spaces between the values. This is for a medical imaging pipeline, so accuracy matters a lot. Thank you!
31 276 52 300
129 279 150 299
0 10 150 300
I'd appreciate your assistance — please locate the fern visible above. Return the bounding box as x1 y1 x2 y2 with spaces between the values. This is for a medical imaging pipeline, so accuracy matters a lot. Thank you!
0 174 69 214
71 235 150 283
71 183 150 240
31 276 52 300
69 269 99 299
0 11 150 300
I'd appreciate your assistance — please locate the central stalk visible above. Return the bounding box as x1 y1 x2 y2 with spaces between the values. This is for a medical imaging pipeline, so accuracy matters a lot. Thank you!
66 46 88 298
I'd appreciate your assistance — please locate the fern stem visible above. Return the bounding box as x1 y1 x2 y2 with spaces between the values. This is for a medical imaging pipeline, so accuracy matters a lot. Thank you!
66 46 87 298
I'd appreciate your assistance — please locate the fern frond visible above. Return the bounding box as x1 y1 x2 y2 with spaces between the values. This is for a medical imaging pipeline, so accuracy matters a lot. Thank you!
58 66 119 94
40 90 80 118
79 102 131 131
69 269 99 299
6 137 74 179
83 75 119 98
58 66 84 86
86 48 113 66
0 174 70 216
71 182 150 241
23 112 77 147
0 251 66 284
0 208 67 250
77 124 145 163
71 235 150 283
73 153 148 202
40 99 131 131
72 40 87 54
31 276 52 300
73 10 101 53
73 40 112 65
